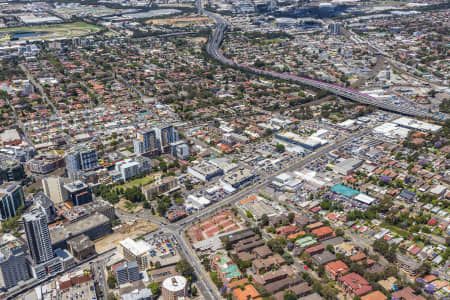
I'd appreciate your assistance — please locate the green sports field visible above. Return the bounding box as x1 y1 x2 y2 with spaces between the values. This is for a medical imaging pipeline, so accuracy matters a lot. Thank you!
0 22 103 40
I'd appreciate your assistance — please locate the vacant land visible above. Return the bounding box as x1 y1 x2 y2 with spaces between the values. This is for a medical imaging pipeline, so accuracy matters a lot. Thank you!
113 175 157 191
381 223 412 238
95 220 158 253
115 199 143 213
0 22 103 41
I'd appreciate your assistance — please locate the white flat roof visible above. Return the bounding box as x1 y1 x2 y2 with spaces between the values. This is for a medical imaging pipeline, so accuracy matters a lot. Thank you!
354 193 376 205
162 276 187 292
120 238 151 256
393 117 442 132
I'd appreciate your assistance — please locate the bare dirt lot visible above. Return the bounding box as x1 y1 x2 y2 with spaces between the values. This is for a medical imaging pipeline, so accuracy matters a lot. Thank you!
95 220 158 253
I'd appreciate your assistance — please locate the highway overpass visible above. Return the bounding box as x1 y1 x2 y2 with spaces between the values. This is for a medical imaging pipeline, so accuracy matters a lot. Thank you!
203 9 440 120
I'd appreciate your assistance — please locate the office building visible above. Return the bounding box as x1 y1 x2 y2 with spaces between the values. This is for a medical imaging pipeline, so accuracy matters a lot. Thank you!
0 145 34 162
115 261 140 287
42 176 67 205
31 255 64 280
0 157 25 184
23 208 54 265
65 146 99 178
33 192 57 223
0 243 30 290
64 181 92 206
120 238 152 270
0 183 24 220
162 276 188 300
328 23 341 35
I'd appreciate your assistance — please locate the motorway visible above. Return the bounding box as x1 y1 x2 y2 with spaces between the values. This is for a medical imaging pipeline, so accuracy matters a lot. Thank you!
200 5 439 120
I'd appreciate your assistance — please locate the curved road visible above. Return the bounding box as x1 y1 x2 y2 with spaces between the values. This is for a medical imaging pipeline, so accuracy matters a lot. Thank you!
199 3 439 120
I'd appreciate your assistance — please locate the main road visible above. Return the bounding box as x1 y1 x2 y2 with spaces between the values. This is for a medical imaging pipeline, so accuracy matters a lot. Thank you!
20 63 73 147
157 124 375 300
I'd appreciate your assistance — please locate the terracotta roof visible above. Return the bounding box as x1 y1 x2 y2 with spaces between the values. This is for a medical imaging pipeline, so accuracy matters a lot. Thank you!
391 287 426 300
325 260 349 277
361 291 387 300
232 284 262 300
311 226 334 237
339 272 372 296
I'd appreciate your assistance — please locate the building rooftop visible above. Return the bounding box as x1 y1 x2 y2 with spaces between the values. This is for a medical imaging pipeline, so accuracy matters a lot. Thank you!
222 168 254 186
162 275 187 292
120 238 151 256
50 213 109 244
233 284 262 300
189 161 222 176
64 180 88 193
23 208 46 222
121 288 153 300
67 234 94 252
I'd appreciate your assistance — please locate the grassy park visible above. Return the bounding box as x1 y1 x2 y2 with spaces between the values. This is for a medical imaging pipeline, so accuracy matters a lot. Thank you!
0 22 103 40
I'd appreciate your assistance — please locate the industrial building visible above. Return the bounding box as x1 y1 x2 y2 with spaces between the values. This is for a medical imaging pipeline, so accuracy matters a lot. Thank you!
50 213 111 249
221 168 256 192
186 194 211 210
275 132 327 150
393 117 442 133
331 158 363 175
188 161 224 182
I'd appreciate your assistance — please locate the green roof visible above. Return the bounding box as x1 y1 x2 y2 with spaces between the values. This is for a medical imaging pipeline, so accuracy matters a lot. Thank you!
221 264 241 279
214 254 230 267
331 184 360 198
296 236 317 247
